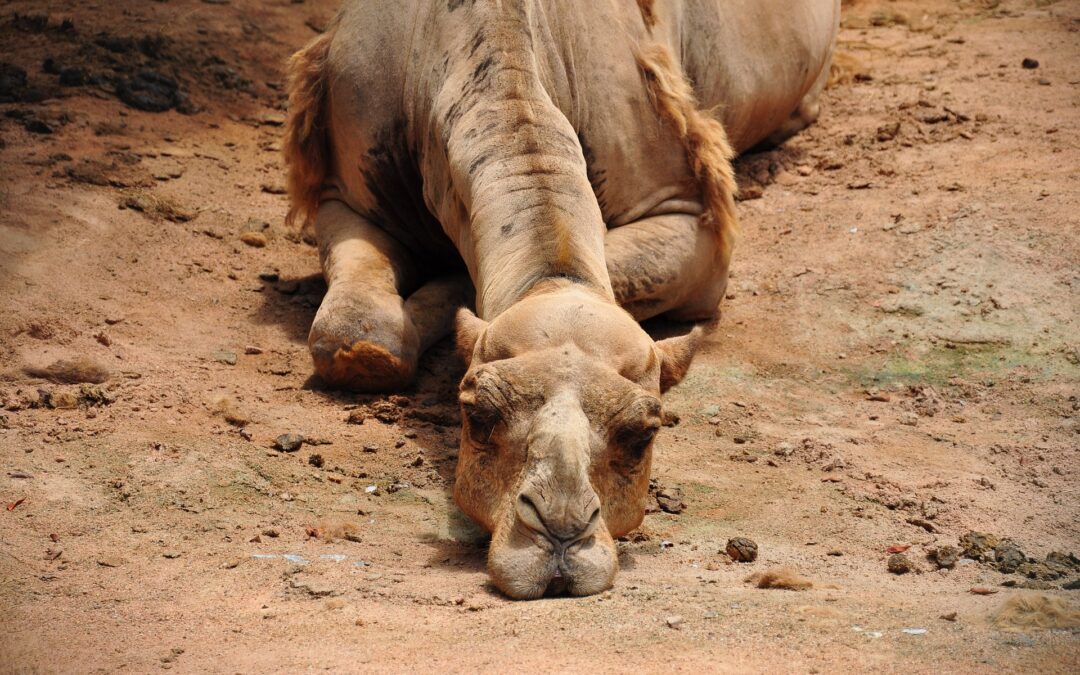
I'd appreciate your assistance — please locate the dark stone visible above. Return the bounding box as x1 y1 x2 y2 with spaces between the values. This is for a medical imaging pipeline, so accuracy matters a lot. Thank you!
959 531 999 562
931 545 960 570
1021 58 1039 69
726 537 758 563
58 67 86 87
0 62 28 102
994 541 1025 574
274 433 304 453
888 553 913 574
655 488 685 514
116 70 190 113
24 119 53 134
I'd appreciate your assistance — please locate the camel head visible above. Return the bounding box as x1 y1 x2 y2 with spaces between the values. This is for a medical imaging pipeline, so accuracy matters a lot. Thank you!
453 281 702 599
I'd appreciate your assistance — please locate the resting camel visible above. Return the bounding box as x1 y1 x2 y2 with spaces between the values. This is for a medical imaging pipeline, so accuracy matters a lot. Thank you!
284 0 840 598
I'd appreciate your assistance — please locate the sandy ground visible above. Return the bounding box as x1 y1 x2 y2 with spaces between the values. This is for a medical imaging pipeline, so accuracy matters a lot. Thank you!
1 0 1078 672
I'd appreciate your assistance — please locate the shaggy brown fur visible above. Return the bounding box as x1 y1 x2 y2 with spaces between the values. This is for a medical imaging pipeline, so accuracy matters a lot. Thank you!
283 28 336 229
991 594 1080 632
635 43 738 270
746 566 814 590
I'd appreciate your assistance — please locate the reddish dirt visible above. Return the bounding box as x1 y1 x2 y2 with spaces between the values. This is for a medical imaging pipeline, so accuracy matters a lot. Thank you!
1 1 1078 672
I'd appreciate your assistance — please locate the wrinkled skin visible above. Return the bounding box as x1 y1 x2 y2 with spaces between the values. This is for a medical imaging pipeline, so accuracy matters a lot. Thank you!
454 283 700 598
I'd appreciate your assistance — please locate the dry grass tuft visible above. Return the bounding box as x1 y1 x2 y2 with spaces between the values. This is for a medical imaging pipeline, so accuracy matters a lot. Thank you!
306 519 362 543
746 566 814 591
24 357 110 384
991 594 1080 632
209 395 250 426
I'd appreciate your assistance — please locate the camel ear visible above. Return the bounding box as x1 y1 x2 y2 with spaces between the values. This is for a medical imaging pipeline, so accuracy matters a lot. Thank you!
655 326 705 393
455 308 488 366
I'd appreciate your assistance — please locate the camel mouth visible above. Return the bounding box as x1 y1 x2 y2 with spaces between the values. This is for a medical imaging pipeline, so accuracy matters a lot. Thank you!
488 523 617 600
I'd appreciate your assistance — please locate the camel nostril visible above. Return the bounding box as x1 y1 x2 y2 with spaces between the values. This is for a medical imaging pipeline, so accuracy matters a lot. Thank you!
516 493 550 536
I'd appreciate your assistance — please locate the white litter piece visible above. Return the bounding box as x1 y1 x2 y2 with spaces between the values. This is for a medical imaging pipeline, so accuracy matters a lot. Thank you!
902 628 928 635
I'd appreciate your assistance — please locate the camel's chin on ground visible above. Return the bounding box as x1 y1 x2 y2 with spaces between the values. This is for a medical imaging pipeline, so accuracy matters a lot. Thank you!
488 524 618 600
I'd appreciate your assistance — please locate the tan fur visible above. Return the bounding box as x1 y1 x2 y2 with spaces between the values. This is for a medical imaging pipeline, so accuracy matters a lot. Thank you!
635 43 737 270
991 594 1080 632
283 29 336 229
746 566 814 590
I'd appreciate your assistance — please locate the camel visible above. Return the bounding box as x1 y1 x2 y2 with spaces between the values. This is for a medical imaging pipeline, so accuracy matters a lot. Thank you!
283 0 840 598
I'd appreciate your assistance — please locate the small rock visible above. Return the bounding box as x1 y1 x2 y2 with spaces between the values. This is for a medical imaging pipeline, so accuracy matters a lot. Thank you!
1021 58 1039 69
940 612 957 622
655 487 685 514
240 231 268 248
899 412 919 426
887 553 913 574
213 350 237 366
969 586 998 595
726 537 758 563
994 541 1025 574
163 551 181 559
274 433 304 453
665 615 684 629
930 545 960 570
308 454 324 468
244 345 264 355
959 531 999 562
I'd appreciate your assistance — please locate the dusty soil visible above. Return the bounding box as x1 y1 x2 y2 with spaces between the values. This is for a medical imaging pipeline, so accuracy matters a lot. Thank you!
1 0 1078 672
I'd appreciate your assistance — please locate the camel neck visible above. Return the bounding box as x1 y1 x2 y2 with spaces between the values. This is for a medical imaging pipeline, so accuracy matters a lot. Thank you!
418 0 613 319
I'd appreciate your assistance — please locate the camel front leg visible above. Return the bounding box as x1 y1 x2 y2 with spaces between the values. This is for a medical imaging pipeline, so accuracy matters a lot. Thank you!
309 200 471 391
605 213 730 322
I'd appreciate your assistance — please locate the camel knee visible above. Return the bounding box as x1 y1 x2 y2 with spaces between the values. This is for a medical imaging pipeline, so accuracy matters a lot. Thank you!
308 281 419 391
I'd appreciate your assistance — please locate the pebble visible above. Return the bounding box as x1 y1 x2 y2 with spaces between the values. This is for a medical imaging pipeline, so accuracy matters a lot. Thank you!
931 545 960 570
240 231 267 247
887 553 913 574
274 433 304 452
1021 57 1039 69
726 537 758 563
665 615 684 629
